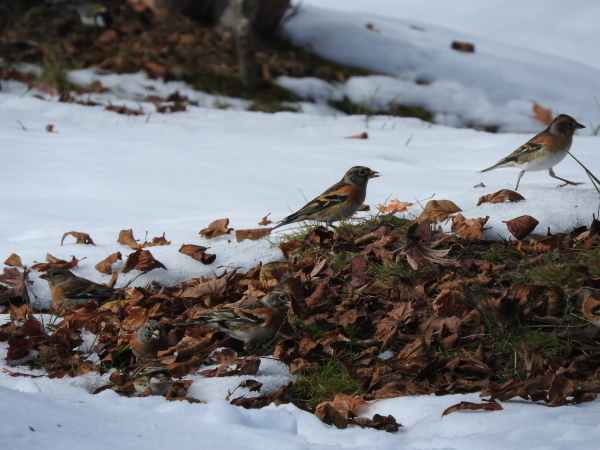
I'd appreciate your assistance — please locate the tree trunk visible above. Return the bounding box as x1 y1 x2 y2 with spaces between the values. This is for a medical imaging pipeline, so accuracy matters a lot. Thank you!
234 0 259 92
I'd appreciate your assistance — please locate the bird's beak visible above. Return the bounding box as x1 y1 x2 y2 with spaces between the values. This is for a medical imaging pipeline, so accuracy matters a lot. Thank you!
151 329 162 340
575 121 586 129
39 273 49 280
369 170 380 178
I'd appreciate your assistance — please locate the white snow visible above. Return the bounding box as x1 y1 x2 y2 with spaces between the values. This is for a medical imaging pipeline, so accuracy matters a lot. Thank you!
280 3 600 132
1 1 600 448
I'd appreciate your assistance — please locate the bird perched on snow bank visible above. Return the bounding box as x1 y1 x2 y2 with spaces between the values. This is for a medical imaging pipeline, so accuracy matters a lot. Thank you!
480 114 585 191
132 361 173 396
39 267 114 310
67 3 112 27
271 166 380 230
173 290 291 351
131 320 170 360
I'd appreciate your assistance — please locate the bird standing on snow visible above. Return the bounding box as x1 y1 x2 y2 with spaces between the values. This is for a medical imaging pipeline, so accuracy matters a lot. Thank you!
39 267 114 310
480 114 585 191
271 166 380 230
174 291 291 351
67 3 112 27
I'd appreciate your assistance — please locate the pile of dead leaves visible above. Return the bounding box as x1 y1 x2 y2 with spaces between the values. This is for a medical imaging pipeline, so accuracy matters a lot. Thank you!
3 203 600 431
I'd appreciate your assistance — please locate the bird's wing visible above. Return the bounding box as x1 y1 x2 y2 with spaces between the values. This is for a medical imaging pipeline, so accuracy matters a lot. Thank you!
63 280 113 301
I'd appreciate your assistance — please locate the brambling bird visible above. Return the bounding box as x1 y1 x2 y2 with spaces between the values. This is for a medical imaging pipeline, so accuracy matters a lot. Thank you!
39 267 114 310
571 288 600 327
174 291 291 351
131 320 170 359
272 166 379 230
480 114 585 191
131 361 173 396
67 3 112 27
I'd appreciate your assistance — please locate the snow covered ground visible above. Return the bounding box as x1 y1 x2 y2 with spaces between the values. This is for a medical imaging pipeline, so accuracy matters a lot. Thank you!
282 1 600 132
1 1 600 448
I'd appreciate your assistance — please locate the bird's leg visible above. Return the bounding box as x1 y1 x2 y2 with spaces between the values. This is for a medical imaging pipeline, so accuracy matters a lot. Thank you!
549 168 583 188
514 170 525 191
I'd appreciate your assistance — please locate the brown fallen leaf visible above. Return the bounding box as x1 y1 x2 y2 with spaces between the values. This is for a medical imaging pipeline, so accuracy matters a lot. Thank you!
200 219 233 239
450 214 489 240
94 252 122 274
451 41 475 52
348 414 400 433
90 80 104 93
239 379 263 392
401 242 458 273
178 245 216 265
415 200 462 224
477 189 525 206
377 199 414 213
365 23 381 33
236 228 272 242
45 124 54 133
345 132 369 139
289 358 320 375
442 401 502 416
144 233 170 247
117 229 139 250
531 100 553 125
4 253 23 267
61 231 95 246
258 214 273 226
31 254 78 272
122 249 166 273
229 382 290 409
504 215 539 240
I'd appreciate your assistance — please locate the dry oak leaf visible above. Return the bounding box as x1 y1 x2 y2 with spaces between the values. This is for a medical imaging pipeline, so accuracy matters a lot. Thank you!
178 245 216 265
418 316 461 336
451 41 475 52
61 231 95 246
442 401 502 416
415 200 461 224
200 219 233 239
348 414 400 433
345 132 369 139
31 254 78 272
450 214 489 240
122 249 166 273
401 242 459 272
117 229 139 250
45 124 54 133
94 252 122 274
504 215 539 240
258 214 273 226
236 228 273 242
182 270 237 299
377 199 414 213
144 233 171 247
4 253 23 267
315 393 371 429
477 189 525 206
433 289 471 319
531 100 553 125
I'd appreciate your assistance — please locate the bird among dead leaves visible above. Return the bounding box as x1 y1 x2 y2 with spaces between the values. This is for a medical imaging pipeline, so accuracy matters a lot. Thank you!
174 290 291 351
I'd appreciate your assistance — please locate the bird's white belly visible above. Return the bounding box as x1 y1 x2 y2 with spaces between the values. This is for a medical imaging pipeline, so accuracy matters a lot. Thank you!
520 150 567 172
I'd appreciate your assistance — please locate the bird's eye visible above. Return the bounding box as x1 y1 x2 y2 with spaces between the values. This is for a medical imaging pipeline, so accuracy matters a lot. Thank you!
568 122 574 127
